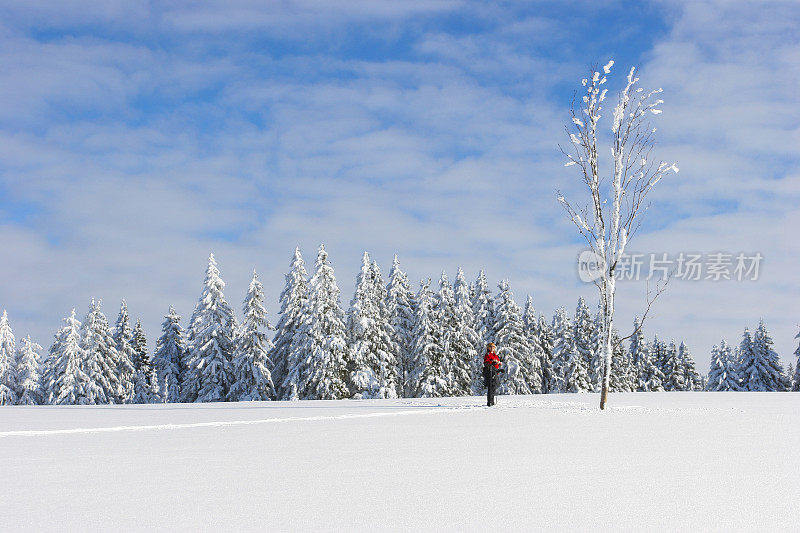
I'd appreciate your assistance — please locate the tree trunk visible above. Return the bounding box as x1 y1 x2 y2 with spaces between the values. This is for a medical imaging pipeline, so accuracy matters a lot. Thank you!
600 336 612 410
600 278 615 410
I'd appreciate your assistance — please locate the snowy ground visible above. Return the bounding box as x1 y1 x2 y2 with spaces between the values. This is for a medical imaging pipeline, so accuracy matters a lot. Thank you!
0 393 797 532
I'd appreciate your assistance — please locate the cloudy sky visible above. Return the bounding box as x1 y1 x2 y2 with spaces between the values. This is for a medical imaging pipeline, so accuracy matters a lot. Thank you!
1 0 798 371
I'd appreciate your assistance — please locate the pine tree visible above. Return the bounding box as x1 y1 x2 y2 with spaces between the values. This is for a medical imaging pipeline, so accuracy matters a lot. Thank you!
112 300 137 403
183 253 237 402
370 260 400 398
410 280 448 397
471 270 495 348
787 363 795 392
651 336 669 379
79 300 122 404
549 308 574 393
792 328 800 392
290 245 350 400
661 341 685 391
707 341 740 391
522 296 545 394
679 342 701 391
386 255 416 397
346 253 398 399
50 310 92 405
573 298 595 389
738 327 755 390
433 273 458 394
272 248 309 400
563 347 591 393
608 329 632 392
493 280 538 394
0 310 18 405
229 271 277 401
724 342 744 391
629 318 648 391
346 252 374 396
15 336 42 405
629 318 664 392
521 296 538 349
538 313 554 393
740 321 785 391
451 268 480 396
589 310 608 392
154 306 186 403
130 320 158 403
641 353 666 392
432 272 470 397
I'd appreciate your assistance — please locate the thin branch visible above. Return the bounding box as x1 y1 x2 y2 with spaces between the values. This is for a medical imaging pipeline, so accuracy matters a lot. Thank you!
618 274 671 343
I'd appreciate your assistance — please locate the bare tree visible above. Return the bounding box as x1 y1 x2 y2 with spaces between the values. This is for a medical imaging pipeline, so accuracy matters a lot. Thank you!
558 61 678 410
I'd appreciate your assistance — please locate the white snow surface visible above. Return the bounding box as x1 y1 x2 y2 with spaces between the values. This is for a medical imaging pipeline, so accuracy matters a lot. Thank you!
1 393 797 531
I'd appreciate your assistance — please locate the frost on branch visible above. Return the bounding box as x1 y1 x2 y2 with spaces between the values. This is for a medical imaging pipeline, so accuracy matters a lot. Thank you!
557 59 676 409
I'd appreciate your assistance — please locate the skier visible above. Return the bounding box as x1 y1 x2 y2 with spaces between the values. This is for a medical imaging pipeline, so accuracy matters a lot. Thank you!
483 343 504 406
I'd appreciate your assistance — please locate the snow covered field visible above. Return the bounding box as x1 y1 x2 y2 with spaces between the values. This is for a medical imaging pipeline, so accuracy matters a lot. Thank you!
1 393 797 532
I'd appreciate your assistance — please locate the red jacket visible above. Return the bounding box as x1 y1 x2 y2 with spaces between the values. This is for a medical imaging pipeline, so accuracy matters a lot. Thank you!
484 352 501 370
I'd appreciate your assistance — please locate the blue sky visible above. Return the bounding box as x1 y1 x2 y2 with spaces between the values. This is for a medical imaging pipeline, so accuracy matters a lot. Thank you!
0 0 798 370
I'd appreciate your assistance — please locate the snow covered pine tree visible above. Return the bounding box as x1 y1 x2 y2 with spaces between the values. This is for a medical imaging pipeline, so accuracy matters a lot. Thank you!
707 340 741 391
549 308 573 393
493 280 538 395
522 296 547 394
679 342 701 391
629 318 664 392
49 310 90 405
740 321 785 391
183 254 237 402
80 300 123 404
411 280 448 397
346 252 398 399
0 311 18 405
452 268 480 396
386 256 417 397
229 271 277 401
436 272 474 397
154 306 186 403
113 300 137 403
15 336 42 405
272 248 309 401
537 313 554 394
131 319 158 403
573 298 595 391
289 245 350 400
609 329 633 392
471 270 495 349
662 341 685 391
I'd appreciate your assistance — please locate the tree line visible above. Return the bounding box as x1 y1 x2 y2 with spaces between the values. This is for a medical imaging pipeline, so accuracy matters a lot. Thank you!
0 245 797 405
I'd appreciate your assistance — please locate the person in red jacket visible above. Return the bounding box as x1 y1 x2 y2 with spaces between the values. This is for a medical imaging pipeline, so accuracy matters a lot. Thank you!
482 343 503 406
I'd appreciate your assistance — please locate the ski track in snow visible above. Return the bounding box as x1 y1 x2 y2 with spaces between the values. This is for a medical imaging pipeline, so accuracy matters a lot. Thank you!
0 398 702 439
0 404 485 438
